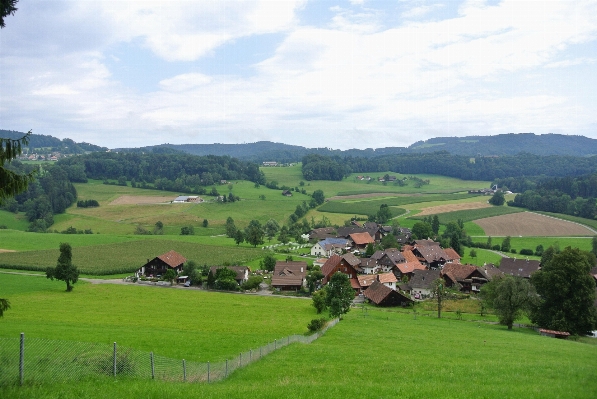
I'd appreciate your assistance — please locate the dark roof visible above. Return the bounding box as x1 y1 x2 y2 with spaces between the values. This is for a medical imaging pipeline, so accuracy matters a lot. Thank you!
364 281 413 306
360 258 378 268
409 269 441 290
479 264 504 281
271 261 307 287
156 250 187 268
337 226 367 238
371 250 385 261
309 227 336 240
442 263 479 283
499 258 541 278
342 252 361 268
363 222 379 229
382 248 406 265
415 245 448 264
415 239 440 246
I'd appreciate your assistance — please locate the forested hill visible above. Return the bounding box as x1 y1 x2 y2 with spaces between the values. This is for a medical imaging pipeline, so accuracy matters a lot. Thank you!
122 133 597 161
0 130 107 154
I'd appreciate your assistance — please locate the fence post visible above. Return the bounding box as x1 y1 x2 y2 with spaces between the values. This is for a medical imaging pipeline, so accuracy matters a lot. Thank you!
183 359 186 382
274 339 277 350
19 333 24 386
150 352 155 379
113 342 117 377
207 361 210 383
239 352 242 367
225 359 228 378
250 349 252 363
260 346 262 358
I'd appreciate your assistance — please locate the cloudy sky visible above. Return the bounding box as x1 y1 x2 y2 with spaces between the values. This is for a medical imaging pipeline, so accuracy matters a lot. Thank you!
1 0 596 150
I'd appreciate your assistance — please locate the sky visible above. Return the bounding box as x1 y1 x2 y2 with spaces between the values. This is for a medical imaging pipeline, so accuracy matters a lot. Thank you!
1 0 596 150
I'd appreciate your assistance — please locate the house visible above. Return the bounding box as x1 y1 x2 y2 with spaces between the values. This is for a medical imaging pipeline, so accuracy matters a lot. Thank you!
282 190 292 197
408 269 441 299
313 258 328 269
271 261 307 291
349 232 375 252
364 281 413 307
479 263 504 281
136 250 186 277
310 238 350 257
357 274 377 292
377 272 398 290
209 266 250 285
321 254 360 285
262 161 278 167
308 227 337 241
412 244 449 269
499 258 541 279
443 248 461 264
395 261 427 281
378 248 406 273
441 263 488 293
360 258 380 274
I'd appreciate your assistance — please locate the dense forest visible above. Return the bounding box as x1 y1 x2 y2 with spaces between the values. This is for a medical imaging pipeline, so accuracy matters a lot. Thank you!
57 152 266 193
503 173 597 219
0 162 77 231
301 152 597 181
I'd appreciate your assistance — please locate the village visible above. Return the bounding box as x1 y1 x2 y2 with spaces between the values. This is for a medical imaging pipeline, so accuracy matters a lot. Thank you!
130 220 551 311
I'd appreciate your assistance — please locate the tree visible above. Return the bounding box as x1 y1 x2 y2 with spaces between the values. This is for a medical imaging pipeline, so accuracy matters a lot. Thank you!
380 234 397 250
0 298 10 317
0 0 18 28
46 243 79 292
312 189 325 206
312 289 327 314
431 278 448 318
306 266 324 293
278 225 290 244
365 243 375 257
501 236 511 252
376 204 392 224
1 131 36 204
234 230 244 246
411 221 433 240
481 275 536 330
225 216 237 238
244 220 265 247
180 226 195 235
592 236 597 257
469 249 477 258
531 247 597 335
324 272 354 319
153 221 164 235
214 267 238 291
202 218 208 228
163 268 177 284
206 269 216 289
431 215 440 235
264 218 280 241
261 254 277 272
183 260 201 286
489 191 506 206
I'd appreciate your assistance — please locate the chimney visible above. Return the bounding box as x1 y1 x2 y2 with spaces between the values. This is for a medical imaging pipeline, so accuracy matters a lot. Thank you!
301 267 303 273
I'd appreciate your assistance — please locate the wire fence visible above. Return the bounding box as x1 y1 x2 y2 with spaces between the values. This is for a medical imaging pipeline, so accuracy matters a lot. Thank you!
0 319 338 387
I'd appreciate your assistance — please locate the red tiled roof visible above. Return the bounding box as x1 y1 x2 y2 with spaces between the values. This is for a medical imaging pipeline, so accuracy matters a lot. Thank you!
396 261 426 274
401 249 419 263
442 263 478 282
350 278 361 289
443 248 461 261
350 232 375 245
377 272 397 284
157 250 187 268
357 275 376 288
321 254 342 277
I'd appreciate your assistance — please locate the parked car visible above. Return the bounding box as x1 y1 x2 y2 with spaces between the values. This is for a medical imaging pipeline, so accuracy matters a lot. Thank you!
183 280 191 287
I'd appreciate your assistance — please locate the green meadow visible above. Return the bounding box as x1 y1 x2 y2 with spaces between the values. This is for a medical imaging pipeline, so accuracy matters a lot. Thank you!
1 272 596 398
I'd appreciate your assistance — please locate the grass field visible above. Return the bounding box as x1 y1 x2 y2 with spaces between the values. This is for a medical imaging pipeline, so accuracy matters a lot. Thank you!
1 278 596 398
412 205 524 224
471 236 594 254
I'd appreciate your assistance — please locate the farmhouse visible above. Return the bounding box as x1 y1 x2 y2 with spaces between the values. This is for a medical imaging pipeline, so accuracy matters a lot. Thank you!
441 263 488 293
321 254 360 285
364 281 413 307
271 261 307 291
311 237 351 257
499 258 541 279
408 269 441 299
378 248 406 272
137 250 186 277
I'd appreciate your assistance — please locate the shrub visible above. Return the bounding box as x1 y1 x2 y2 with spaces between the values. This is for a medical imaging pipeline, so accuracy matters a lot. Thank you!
307 318 327 332
519 249 534 256
241 275 263 291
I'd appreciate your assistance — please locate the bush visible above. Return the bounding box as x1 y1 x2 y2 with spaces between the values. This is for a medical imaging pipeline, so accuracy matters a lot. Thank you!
307 318 328 332
241 275 263 291
519 249 534 256
492 245 501 251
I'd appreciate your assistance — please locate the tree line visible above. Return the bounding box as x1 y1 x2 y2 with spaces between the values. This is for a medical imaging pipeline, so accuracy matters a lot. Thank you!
57 152 266 191
301 152 597 181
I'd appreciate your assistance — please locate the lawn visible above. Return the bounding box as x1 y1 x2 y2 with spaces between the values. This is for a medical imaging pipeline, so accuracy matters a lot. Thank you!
1 296 596 398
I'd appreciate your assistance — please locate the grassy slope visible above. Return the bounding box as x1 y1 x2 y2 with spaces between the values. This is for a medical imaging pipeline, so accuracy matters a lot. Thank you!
2 305 596 398
0 273 315 362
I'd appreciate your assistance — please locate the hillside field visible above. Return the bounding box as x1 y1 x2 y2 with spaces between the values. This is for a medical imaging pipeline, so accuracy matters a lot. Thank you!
474 212 596 237
1 272 596 398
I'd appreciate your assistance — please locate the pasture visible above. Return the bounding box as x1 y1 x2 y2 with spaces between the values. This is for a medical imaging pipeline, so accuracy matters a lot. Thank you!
1 275 596 398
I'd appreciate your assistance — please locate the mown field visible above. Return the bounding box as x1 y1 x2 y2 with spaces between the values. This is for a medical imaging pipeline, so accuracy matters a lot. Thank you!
0 237 263 274
1 273 596 398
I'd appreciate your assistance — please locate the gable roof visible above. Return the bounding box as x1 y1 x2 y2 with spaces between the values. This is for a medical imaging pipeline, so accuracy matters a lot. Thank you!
271 261 307 287
401 249 419 263
350 232 375 245
360 258 378 269
443 248 461 262
342 252 361 267
415 245 448 264
371 250 385 261
409 269 441 290
441 263 479 285
156 250 187 268
357 274 377 288
499 258 541 278
377 272 398 284
364 281 413 306
309 227 336 240
321 254 343 277
319 237 350 246
396 261 427 275
479 264 504 281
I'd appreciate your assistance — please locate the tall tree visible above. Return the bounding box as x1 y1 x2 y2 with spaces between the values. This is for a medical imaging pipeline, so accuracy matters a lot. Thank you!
46 243 79 292
481 275 536 330
431 278 448 318
489 191 506 206
324 272 354 319
431 215 440 235
1 131 36 203
244 220 265 247
0 298 10 317
0 0 18 28
225 216 237 238
531 247 597 335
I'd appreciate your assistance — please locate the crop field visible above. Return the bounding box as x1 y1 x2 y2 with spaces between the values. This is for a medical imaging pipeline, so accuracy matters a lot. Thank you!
474 212 596 237
0 239 262 275
2 282 596 398
536 211 597 231
319 193 476 216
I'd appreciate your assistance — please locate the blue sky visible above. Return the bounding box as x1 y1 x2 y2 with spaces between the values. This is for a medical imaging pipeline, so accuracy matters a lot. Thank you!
1 0 596 150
